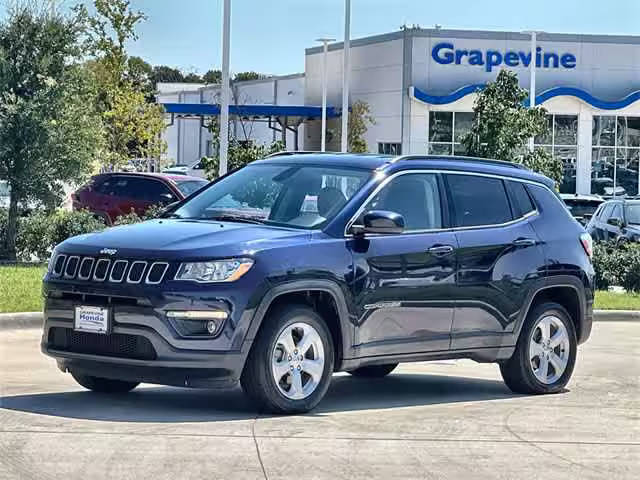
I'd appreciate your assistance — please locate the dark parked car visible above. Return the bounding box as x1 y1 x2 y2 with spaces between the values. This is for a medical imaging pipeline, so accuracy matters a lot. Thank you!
586 198 640 243
560 193 604 225
71 172 208 224
42 154 594 414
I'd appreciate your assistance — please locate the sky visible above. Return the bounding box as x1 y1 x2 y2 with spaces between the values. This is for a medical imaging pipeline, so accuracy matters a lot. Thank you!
7 0 640 75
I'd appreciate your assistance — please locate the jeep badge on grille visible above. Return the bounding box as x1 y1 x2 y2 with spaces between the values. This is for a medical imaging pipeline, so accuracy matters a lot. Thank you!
99 248 117 256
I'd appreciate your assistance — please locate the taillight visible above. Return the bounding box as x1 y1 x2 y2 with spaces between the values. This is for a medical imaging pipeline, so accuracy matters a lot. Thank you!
580 232 593 260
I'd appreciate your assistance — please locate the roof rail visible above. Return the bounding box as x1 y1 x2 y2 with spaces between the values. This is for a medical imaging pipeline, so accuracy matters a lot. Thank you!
392 154 527 170
265 150 336 158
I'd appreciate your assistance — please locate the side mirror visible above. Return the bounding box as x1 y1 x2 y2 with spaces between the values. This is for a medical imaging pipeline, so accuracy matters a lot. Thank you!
351 210 405 235
607 216 624 228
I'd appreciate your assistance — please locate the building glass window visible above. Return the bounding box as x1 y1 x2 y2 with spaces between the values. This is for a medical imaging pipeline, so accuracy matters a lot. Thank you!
534 114 578 194
428 112 473 156
378 142 402 155
592 116 640 197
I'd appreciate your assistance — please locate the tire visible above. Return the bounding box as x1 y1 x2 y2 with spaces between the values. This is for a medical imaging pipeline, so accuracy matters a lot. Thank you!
71 372 139 393
348 363 398 378
500 302 577 394
241 304 335 414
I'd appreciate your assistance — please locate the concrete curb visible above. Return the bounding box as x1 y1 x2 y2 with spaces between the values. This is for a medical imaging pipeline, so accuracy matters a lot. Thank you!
0 312 43 331
593 309 640 322
0 309 638 332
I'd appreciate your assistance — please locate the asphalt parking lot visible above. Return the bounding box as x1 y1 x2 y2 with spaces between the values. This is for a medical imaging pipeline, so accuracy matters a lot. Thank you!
1 322 638 480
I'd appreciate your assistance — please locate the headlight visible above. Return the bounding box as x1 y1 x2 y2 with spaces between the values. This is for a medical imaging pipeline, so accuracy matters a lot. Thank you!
174 258 254 283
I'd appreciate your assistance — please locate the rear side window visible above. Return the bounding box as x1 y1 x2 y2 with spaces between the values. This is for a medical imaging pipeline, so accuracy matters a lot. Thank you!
118 177 175 202
506 181 536 217
446 174 512 227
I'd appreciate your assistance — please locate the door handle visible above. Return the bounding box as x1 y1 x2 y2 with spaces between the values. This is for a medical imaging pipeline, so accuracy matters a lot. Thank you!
428 245 454 256
513 237 536 247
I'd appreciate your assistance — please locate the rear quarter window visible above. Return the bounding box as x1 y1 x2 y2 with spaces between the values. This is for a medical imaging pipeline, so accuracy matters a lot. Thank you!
506 180 536 217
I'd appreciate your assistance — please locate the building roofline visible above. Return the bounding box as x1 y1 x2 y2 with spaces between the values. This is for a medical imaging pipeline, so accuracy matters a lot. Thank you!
198 72 305 92
305 27 640 55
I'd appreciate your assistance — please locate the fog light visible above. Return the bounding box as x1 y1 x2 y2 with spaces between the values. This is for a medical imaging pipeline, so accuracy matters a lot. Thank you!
206 320 217 335
166 310 228 337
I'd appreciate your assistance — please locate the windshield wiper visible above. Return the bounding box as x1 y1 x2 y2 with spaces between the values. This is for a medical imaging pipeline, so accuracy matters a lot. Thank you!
202 214 265 225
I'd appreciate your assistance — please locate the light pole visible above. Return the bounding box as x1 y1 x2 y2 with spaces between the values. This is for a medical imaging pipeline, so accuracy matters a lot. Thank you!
219 0 231 176
523 30 542 152
316 38 335 152
341 0 351 152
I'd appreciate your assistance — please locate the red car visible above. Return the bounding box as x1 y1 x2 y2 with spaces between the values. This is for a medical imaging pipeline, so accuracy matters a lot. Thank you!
72 172 208 224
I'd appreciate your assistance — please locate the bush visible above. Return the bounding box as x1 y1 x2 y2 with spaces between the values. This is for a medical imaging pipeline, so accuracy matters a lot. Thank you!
15 209 105 262
113 204 165 226
592 241 640 292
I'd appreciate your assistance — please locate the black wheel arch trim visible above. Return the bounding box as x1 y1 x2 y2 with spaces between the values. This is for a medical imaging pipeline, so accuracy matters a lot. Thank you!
244 279 354 370
515 275 590 345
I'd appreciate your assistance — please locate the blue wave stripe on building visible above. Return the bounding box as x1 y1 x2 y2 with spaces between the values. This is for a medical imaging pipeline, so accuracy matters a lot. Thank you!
410 85 640 110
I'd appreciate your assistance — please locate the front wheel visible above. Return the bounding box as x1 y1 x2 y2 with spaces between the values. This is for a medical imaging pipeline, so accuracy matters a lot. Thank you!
71 372 139 393
500 302 577 394
241 304 335 414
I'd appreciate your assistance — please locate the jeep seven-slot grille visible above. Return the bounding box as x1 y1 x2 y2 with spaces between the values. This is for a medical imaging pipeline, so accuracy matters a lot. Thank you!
48 327 157 360
50 254 168 285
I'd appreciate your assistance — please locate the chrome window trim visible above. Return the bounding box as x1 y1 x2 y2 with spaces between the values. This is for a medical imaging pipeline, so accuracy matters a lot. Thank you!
343 169 546 237
109 260 129 283
145 262 169 285
63 256 80 279
51 254 66 277
77 257 95 280
93 259 111 282
126 261 148 284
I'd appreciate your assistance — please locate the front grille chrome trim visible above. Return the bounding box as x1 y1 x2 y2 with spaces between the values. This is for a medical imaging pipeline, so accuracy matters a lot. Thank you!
145 262 169 285
126 261 147 284
109 260 129 283
63 256 80 279
93 259 111 282
51 254 67 277
77 257 95 280
50 255 168 285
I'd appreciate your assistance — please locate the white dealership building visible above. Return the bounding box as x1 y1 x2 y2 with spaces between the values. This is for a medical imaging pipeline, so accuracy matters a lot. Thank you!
158 28 640 195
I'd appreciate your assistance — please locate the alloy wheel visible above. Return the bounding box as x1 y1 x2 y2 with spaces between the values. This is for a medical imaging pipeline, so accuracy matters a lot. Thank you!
271 322 325 400
529 315 570 384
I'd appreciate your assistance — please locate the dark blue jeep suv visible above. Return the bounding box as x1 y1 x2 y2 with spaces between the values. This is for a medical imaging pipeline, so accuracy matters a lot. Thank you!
41 153 595 413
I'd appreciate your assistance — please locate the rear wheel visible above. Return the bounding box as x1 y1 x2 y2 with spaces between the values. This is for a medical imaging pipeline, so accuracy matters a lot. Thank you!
71 372 139 393
500 302 577 394
241 304 335 414
348 363 398 378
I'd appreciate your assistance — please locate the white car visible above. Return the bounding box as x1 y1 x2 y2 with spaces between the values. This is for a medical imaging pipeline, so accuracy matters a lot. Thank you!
163 160 207 179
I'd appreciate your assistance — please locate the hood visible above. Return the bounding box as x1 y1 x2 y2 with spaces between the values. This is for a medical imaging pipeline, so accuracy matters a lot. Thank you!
59 219 311 260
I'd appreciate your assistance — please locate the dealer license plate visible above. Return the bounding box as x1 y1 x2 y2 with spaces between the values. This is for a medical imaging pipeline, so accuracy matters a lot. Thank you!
74 306 110 334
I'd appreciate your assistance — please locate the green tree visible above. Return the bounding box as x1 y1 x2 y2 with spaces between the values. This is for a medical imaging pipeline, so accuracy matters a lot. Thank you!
0 3 104 260
78 0 166 169
234 71 267 82
126 56 154 99
151 65 184 85
332 100 375 152
461 69 562 184
203 69 222 84
183 72 203 83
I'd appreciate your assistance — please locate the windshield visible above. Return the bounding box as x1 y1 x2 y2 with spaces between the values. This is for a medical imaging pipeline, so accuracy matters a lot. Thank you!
625 204 640 225
173 164 370 229
175 179 208 196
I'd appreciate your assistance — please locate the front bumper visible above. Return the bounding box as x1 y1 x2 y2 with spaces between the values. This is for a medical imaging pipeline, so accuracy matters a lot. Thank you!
41 284 258 388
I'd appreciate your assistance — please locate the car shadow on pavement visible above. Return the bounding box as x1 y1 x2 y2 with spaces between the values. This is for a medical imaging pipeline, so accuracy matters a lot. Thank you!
0 373 522 423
